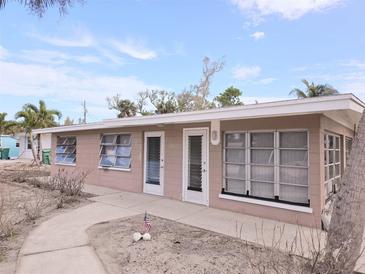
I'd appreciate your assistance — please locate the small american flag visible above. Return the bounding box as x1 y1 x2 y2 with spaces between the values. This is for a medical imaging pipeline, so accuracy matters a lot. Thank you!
142 212 152 233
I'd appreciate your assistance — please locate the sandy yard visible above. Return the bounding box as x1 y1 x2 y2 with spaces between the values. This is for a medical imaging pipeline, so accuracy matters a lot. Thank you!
88 215 307 274
0 160 90 274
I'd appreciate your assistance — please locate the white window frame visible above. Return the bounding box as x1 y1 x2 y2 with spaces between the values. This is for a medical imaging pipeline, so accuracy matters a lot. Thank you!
222 129 309 206
55 136 77 166
223 131 247 195
99 133 132 171
324 133 341 201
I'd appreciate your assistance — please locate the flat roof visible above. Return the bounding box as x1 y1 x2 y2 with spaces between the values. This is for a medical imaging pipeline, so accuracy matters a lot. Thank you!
33 93 365 134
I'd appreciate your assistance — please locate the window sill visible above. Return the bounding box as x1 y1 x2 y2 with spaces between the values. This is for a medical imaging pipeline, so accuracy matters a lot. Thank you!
98 166 131 172
55 163 76 167
218 194 313 214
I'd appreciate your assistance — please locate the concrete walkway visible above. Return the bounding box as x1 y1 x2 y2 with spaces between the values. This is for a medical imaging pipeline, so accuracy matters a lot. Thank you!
16 184 362 274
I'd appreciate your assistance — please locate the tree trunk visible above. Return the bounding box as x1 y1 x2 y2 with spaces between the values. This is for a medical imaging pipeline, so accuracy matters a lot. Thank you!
29 131 40 166
36 133 41 161
317 111 365 273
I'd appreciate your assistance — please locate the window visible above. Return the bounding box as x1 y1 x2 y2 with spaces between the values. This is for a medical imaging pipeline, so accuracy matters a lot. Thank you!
56 137 76 165
250 132 275 199
224 133 246 195
223 131 309 206
324 133 341 200
99 134 131 169
279 132 308 204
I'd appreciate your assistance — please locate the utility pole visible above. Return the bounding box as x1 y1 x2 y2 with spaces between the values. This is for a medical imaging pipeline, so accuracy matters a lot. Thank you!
82 100 88 124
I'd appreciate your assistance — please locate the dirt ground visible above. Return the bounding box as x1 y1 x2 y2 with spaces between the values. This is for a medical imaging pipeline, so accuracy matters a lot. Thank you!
0 160 90 274
88 215 306 274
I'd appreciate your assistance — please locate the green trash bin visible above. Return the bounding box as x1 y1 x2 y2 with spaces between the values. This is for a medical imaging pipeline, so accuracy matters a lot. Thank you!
0 147 10 160
42 149 51 165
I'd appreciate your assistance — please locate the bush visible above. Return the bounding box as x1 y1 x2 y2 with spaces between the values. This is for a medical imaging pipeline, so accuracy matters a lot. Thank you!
0 193 15 238
23 191 46 221
48 168 88 197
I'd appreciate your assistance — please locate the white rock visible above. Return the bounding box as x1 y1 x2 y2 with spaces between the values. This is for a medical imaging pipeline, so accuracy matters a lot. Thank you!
142 233 151 241
133 232 142 242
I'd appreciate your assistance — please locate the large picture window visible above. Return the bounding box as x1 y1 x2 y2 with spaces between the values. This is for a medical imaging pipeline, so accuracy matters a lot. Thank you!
99 134 132 169
223 131 309 206
324 133 341 200
56 136 76 165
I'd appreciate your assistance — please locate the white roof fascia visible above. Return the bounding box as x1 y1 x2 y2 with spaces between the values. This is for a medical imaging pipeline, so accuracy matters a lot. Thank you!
33 94 364 134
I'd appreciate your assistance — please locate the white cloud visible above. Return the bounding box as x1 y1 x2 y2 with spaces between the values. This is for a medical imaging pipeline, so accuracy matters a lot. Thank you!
341 59 365 70
0 60 158 104
111 38 157 60
250 31 265 40
96 47 125 65
0 46 8 60
231 0 343 21
257 77 276 84
233 65 261 80
19 49 102 65
30 32 94 47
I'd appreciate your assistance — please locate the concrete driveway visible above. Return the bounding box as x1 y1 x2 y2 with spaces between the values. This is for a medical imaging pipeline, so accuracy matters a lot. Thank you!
15 184 346 274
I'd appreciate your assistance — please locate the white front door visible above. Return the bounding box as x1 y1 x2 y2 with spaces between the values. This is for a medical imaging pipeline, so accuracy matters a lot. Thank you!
183 128 209 205
143 131 165 196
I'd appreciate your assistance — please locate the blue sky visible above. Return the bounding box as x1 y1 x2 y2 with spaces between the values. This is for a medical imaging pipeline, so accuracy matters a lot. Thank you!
1 0 365 123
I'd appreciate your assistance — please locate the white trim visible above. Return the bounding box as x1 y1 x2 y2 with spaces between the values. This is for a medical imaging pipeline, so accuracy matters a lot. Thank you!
33 94 364 134
98 166 131 172
218 194 313 214
55 163 76 167
143 131 165 196
182 127 209 206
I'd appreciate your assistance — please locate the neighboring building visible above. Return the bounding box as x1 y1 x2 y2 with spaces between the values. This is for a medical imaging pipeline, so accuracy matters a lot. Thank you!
0 135 19 159
33 94 364 228
17 132 52 160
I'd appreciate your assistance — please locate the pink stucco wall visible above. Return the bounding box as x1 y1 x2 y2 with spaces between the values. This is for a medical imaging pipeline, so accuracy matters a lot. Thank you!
50 114 354 228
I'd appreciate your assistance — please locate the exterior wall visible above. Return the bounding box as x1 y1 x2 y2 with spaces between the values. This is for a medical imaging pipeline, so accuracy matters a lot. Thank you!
0 136 19 159
50 115 325 227
41 133 52 150
50 123 208 196
210 114 322 228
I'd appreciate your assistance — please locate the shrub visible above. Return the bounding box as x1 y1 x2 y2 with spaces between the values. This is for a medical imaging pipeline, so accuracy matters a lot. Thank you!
23 191 46 221
48 168 88 197
0 193 15 238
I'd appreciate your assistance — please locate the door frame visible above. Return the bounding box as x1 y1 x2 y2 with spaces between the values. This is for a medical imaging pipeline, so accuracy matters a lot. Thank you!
182 127 209 206
143 131 165 196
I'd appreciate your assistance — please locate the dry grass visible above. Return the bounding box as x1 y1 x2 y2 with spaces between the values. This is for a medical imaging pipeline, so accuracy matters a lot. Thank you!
0 161 90 273
88 215 316 274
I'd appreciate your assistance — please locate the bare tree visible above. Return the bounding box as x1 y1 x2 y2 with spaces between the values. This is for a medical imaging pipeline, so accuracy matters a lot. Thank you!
194 56 224 110
136 90 153 116
176 88 196 112
317 111 365 273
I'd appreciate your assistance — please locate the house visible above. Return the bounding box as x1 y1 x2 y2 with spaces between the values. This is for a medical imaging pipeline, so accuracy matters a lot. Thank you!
17 132 52 160
0 135 19 159
33 94 364 228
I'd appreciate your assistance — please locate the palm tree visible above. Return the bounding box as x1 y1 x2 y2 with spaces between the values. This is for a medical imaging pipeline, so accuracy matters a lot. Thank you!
290 79 339 98
0 112 18 135
15 100 61 165
0 0 79 17
107 95 137 118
